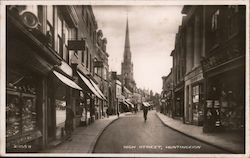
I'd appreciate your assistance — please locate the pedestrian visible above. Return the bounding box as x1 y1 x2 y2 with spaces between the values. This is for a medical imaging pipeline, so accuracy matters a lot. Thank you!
65 106 74 141
143 104 149 122
106 108 109 118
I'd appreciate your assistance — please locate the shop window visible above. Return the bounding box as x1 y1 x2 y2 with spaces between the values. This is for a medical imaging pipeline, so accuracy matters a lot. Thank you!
192 85 203 125
6 72 37 139
63 22 70 63
55 99 66 126
26 5 38 16
210 9 220 46
57 17 63 58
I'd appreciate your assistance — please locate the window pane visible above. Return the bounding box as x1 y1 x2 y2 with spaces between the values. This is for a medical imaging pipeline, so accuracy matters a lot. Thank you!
81 50 85 64
47 6 53 25
63 22 69 45
26 5 38 16
58 17 62 37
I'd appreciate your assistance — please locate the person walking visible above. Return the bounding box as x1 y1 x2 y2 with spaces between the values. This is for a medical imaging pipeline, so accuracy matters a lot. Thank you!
106 108 109 118
65 106 74 141
143 103 149 122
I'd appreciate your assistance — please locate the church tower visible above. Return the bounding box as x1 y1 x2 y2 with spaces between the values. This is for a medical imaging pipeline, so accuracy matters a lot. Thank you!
121 18 136 92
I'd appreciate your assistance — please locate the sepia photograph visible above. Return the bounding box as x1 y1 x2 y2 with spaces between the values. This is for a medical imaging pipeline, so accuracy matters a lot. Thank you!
0 0 249 157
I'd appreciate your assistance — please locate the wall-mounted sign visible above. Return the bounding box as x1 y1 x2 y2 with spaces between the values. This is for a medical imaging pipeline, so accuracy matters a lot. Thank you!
20 11 39 29
68 40 86 51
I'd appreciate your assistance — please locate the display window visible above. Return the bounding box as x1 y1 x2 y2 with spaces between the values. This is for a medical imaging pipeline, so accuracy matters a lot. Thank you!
6 69 40 151
192 84 204 125
7 71 37 138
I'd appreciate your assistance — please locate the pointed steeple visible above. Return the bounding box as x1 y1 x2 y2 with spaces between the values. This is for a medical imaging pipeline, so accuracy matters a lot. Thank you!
121 16 135 93
125 17 130 50
124 17 131 62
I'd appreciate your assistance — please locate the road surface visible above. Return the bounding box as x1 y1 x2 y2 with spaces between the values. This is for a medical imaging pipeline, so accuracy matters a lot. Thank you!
93 110 229 153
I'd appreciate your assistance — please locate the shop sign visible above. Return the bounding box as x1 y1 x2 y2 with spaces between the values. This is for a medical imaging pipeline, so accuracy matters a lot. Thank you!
191 73 203 84
94 61 104 68
201 44 242 72
68 40 86 51
20 11 39 29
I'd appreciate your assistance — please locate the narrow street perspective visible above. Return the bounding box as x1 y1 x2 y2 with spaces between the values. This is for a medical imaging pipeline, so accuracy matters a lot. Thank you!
3 2 248 158
94 110 228 153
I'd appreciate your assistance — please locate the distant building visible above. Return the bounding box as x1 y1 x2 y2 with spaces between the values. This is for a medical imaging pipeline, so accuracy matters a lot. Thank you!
161 69 173 117
121 18 136 93
171 26 185 120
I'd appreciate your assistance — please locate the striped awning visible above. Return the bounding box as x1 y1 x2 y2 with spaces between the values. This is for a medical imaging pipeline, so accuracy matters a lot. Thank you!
77 71 102 99
53 70 82 90
89 79 107 100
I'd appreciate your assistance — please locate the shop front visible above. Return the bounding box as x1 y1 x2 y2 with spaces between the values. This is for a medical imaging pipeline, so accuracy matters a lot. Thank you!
204 67 245 132
76 71 104 125
6 68 43 152
172 82 184 121
191 82 204 126
46 69 82 144
6 8 61 152
184 66 204 125
165 91 173 117
202 46 245 133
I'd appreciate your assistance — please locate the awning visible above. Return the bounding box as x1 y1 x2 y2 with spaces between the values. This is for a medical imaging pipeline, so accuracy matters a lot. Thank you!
53 70 82 90
125 100 134 108
143 102 151 107
77 71 102 99
89 79 107 100
122 100 130 108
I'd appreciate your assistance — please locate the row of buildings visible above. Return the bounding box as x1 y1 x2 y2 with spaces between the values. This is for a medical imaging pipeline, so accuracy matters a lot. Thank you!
6 5 151 153
161 5 245 133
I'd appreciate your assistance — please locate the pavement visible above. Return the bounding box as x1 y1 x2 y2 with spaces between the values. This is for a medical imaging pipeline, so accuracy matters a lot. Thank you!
42 112 130 153
156 112 245 154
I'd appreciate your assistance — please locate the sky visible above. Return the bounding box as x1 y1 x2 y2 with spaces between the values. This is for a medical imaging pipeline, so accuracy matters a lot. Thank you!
92 5 183 94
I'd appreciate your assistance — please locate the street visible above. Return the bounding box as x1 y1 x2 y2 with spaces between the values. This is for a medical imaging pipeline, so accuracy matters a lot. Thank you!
93 110 229 153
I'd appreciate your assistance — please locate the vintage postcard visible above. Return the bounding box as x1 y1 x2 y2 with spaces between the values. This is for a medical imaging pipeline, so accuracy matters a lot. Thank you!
0 0 249 157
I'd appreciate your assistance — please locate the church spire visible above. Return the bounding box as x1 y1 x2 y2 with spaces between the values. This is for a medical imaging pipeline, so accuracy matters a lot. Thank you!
125 17 130 50
121 15 135 92
124 16 131 62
